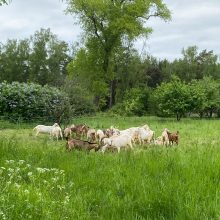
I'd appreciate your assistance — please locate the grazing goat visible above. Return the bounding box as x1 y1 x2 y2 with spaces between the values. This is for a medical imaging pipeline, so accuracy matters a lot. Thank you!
154 136 163 145
87 128 96 142
101 134 133 153
64 124 75 138
33 123 59 137
51 126 63 141
71 124 89 138
167 130 179 145
96 129 105 143
162 128 169 146
66 138 100 152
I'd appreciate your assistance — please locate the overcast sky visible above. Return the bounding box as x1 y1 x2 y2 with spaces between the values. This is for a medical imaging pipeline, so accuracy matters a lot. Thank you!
0 0 220 61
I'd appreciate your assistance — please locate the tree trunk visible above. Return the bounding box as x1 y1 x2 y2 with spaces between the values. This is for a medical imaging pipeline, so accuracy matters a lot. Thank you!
176 113 181 121
109 79 117 108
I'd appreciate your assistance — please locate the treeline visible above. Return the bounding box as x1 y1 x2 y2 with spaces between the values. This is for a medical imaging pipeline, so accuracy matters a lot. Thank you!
0 29 220 120
0 28 71 87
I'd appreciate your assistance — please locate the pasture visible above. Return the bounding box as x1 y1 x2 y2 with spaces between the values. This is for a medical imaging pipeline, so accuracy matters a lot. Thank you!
0 116 220 219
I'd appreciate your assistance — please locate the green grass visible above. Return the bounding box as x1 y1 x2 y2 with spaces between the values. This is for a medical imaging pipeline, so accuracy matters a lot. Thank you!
0 116 220 219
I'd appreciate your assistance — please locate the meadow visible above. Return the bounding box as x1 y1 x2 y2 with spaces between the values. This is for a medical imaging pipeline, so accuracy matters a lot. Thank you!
0 116 220 220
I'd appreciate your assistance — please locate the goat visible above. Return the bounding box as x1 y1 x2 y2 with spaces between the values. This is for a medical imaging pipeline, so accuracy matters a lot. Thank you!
66 138 100 152
167 130 179 145
33 123 59 137
101 134 133 153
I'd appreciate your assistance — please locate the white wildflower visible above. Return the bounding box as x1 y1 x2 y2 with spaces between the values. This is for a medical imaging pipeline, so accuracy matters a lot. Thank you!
27 172 32 176
24 189 29 194
8 168 14 173
15 183 21 189
18 160 25 165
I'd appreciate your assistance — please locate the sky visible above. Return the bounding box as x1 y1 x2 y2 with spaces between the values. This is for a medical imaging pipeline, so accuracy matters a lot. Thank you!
0 0 220 61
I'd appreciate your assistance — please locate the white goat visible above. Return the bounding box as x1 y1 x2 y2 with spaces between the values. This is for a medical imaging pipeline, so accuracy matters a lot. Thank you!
154 136 163 145
162 128 169 146
101 134 133 153
51 126 63 141
64 124 75 138
33 123 59 137
96 129 105 143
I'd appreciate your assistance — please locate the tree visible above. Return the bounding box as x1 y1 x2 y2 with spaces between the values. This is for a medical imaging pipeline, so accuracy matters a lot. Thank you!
0 39 30 82
171 46 219 82
190 77 220 118
153 76 191 120
0 0 10 6
65 0 171 107
29 28 71 86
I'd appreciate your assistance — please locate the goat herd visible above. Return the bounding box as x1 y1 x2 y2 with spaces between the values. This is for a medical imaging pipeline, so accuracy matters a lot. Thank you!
33 122 179 153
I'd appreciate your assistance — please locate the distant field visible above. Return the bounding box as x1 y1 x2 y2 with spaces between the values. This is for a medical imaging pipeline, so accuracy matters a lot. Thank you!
0 116 220 219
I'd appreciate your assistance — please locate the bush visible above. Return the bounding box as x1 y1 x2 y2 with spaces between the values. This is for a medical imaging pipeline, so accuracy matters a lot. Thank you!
62 79 96 116
111 87 149 116
0 81 71 123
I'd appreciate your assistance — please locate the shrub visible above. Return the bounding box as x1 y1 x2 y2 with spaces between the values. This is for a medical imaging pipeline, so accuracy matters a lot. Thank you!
62 79 96 116
111 87 149 116
0 81 71 123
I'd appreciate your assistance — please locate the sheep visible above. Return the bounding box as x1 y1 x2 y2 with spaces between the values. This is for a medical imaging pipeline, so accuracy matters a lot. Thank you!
33 123 59 137
51 126 63 141
101 134 133 153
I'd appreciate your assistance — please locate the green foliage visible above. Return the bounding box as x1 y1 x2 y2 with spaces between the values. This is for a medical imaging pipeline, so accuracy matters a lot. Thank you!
111 87 149 116
171 46 219 82
62 79 96 116
0 0 10 5
190 77 220 117
65 0 171 107
0 82 71 123
153 76 191 120
0 29 71 87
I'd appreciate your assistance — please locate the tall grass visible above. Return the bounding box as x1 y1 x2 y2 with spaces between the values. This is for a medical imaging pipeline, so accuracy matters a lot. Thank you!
0 116 220 219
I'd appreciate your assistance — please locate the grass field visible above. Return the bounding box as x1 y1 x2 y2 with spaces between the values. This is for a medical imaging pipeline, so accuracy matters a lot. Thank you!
0 116 220 219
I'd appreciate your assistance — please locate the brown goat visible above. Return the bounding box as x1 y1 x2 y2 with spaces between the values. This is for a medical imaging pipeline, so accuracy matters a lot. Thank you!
166 131 179 145
66 138 100 152
70 124 90 138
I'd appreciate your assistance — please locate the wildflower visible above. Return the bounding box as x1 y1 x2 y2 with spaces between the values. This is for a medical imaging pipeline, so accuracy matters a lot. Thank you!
0 167 6 170
27 172 32 176
8 168 14 173
15 183 21 189
36 168 45 173
63 195 70 204
18 160 25 165
60 170 65 174
24 189 29 194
